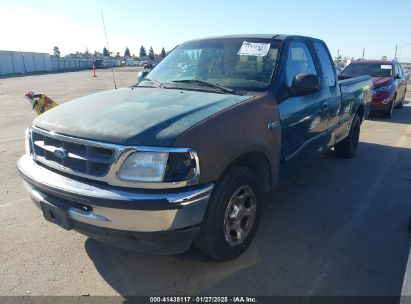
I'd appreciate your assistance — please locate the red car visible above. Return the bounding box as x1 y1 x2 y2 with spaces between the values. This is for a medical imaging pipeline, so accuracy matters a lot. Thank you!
341 60 407 118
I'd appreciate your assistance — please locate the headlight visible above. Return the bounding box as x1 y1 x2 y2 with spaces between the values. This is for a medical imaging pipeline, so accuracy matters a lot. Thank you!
24 127 32 155
118 152 169 182
164 152 197 182
117 150 199 183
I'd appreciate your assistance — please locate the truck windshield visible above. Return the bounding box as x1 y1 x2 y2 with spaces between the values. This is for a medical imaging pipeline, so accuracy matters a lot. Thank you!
142 38 280 91
341 63 393 78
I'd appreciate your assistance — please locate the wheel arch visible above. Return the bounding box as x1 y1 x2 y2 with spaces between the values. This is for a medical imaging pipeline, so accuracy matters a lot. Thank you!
219 150 273 192
355 103 365 122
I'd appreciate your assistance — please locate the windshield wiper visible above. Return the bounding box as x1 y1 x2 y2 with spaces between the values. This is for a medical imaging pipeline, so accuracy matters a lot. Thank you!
143 78 164 88
170 79 238 94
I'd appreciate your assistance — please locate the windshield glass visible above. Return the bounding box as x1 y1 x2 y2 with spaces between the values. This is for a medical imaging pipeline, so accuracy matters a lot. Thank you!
341 63 393 77
141 38 281 91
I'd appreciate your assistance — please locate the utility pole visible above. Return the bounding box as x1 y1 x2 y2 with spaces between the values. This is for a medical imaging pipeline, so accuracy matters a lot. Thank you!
362 48 365 60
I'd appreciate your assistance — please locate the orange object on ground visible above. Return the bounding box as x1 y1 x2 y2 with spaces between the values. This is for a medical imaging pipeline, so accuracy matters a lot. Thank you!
24 91 58 115
92 64 97 77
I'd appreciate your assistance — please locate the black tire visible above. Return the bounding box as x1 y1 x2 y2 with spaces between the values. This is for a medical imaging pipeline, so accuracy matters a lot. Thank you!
384 96 395 118
335 114 361 159
194 166 262 261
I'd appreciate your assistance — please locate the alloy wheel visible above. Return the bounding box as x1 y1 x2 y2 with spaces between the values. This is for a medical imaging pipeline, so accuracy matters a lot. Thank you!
224 185 257 246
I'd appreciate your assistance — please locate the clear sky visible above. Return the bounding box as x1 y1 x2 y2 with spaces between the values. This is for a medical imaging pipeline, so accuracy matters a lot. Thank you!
1 0 411 61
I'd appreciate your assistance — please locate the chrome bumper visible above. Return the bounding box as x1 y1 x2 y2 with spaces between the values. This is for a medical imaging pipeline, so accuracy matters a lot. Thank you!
18 154 213 233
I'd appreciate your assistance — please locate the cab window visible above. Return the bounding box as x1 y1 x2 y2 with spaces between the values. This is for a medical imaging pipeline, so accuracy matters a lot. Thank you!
285 42 317 87
313 41 336 87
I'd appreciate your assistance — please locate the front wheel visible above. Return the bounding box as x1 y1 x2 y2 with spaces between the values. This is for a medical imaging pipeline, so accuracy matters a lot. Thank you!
335 114 361 159
194 166 262 260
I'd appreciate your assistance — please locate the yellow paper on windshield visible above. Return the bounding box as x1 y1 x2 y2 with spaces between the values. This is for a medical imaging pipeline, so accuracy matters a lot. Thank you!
238 41 270 56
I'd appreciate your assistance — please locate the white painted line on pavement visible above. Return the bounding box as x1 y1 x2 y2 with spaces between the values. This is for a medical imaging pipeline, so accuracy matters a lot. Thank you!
400 237 411 301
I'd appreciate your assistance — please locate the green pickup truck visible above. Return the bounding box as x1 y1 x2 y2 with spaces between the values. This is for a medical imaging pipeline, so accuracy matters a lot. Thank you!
18 35 372 260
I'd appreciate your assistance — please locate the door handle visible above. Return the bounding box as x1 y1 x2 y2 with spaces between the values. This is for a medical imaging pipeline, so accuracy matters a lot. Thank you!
321 102 329 112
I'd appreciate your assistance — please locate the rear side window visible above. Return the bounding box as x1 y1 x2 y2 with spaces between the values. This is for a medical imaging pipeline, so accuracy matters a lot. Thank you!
285 42 317 86
313 41 336 87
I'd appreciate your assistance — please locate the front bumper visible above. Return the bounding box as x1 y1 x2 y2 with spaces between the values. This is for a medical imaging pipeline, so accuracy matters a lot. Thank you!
18 154 213 254
370 103 391 112
370 92 394 112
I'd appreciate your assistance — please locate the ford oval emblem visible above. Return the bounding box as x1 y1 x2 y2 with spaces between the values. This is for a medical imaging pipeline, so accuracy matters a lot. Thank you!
54 148 68 159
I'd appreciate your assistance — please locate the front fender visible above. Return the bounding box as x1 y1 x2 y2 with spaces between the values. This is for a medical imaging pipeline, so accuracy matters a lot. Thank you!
173 93 282 188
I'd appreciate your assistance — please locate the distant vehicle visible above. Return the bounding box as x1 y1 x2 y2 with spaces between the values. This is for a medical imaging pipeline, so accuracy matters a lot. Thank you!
18 34 372 260
93 59 108 69
403 67 410 80
140 60 156 67
340 60 407 118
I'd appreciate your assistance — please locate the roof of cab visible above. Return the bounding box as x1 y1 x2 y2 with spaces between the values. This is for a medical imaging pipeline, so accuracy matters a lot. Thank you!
184 34 322 43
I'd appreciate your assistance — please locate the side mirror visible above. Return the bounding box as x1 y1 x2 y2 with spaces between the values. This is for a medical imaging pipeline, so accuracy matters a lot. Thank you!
137 71 148 83
290 73 320 96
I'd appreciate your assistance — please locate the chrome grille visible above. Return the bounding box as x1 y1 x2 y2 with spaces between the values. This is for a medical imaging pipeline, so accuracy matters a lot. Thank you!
27 126 200 189
31 128 114 177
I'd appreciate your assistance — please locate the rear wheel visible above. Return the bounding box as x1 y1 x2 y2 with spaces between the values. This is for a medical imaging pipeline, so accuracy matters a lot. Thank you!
194 166 262 260
335 114 361 159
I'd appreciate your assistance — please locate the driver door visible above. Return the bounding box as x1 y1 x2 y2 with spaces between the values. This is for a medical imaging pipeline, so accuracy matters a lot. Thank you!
278 41 330 179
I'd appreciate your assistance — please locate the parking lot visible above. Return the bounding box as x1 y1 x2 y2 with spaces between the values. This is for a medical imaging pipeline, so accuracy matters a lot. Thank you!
1 68 411 297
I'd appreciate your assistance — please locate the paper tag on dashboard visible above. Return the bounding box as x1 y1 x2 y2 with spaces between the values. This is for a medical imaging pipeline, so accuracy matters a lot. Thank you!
238 41 270 56
381 65 392 69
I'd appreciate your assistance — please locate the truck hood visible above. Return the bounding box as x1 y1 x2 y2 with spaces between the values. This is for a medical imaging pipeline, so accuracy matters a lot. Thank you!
372 77 392 88
33 87 252 146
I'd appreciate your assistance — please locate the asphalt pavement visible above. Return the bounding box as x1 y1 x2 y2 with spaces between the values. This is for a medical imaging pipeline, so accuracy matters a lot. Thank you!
0 69 411 298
